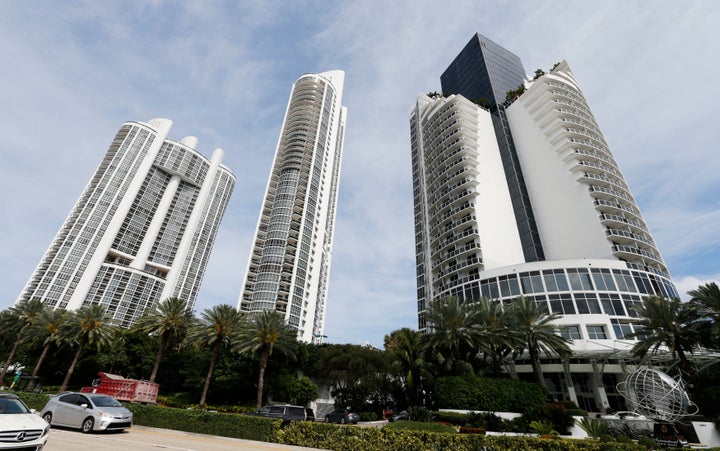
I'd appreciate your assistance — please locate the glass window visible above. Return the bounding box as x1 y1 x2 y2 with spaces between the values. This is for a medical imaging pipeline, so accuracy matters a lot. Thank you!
632 272 653 294
520 271 544 294
600 293 626 316
559 325 582 340
586 325 608 339
612 269 636 292
567 268 594 290
549 293 575 314
611 319 634 340
532 295 549 313
574 293 602 314
543 269 569 292
622 294 642 317
481 278 499 299
591 268 617 291
498 274 520 298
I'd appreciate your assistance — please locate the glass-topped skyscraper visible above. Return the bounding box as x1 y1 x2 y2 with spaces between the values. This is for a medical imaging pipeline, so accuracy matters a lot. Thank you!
441 33 544 262
239 71 347 343
411 34 678 411
18 119 235 327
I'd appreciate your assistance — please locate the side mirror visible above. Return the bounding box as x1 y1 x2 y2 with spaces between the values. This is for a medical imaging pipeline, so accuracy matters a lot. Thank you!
80 403 88 409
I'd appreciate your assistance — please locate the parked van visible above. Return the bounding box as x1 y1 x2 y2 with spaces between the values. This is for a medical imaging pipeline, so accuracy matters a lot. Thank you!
256 404 306 421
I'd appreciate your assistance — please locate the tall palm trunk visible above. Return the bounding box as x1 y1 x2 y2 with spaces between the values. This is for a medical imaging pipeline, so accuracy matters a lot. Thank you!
529 343 544 387
199 342 220 408
26 342 52 391
60 337 87 392
31 343 51 378
0 340 21 385
256 347 270 410
149 334 170 384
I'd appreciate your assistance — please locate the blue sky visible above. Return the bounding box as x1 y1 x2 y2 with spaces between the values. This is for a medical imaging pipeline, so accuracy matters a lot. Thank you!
1 1 718 347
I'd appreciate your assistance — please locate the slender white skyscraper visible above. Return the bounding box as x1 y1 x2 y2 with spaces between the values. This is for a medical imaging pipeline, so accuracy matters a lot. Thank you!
18 119 235 327
411 34 679 412
239 71 347 343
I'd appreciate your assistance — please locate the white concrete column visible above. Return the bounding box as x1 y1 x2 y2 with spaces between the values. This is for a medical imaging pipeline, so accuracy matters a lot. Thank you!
160 148 224 302
66 119 173 310
130 174 181 270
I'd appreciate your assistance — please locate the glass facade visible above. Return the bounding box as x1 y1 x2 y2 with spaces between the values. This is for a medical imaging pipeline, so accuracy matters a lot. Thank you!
441 33 544 262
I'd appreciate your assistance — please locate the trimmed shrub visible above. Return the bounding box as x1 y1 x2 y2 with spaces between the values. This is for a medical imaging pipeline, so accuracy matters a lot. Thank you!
407 406 433 422
615 435 632 443
435 375 548 413
13 391 51 411
384 420 457 434
127 404 279 442
360 411 378 421
432 411 469 425
637 437 657 449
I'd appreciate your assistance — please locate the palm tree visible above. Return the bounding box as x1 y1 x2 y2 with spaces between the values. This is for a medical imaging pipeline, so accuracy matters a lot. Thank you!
628 296 701 379
384 327 432 407
424 296 482 375
187 304 243 408
506 296 571 387
474 297 521 376
27 308 70 381
133 297 194 383
0 299 46 384
688 282 720 345
234 309 297 410
59 304 115 392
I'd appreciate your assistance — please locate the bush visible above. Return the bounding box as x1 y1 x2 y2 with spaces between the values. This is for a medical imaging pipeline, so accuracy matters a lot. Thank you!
360 411 378 421
637 437 657 449
435 375 548 413
384 420 457 434
578 416 608 438
432 411 469 425
12 391 51 411
616 435 632 443
599 434 615 442
407 406 433 422
127 404 279 442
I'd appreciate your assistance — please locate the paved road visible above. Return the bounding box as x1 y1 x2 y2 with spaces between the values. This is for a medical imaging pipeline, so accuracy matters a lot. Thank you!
43 425 329 451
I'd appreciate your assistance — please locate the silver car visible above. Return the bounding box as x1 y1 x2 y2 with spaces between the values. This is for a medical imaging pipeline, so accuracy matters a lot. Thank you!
41 392 132 433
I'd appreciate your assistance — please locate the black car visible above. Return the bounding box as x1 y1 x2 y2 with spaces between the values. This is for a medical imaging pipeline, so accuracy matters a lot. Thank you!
254 404 306 421
325 409 359 424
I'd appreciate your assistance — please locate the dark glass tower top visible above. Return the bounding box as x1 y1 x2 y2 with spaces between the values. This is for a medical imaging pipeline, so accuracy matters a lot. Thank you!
441 33 526 108
440 33 545 262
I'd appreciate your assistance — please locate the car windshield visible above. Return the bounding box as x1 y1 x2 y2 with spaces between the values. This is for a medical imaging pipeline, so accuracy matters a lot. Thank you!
0 397 31 414
90 396 122 407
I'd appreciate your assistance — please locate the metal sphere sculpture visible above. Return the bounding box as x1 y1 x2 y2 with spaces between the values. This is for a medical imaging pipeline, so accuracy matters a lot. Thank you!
617 368 698 423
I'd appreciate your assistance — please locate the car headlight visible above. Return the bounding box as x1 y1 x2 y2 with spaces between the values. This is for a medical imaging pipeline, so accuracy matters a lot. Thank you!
43 424 50 436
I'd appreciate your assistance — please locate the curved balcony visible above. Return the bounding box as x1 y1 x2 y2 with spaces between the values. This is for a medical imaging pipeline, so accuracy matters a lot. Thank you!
599 213 646 234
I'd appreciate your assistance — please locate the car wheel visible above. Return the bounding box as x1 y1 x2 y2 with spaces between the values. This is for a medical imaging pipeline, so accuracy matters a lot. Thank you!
42 412 52 424
81 417 94 433
340 417 346 424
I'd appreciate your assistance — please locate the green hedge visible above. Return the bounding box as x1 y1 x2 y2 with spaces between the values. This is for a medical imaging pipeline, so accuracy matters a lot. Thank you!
127 405 279 442
435 375 548 413
14 392 51 411
275 421 650 451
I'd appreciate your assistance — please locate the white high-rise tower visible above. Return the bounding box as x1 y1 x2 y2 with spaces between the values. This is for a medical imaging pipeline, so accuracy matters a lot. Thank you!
18 119 235 327
411 34 679 411
239 71 347 343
